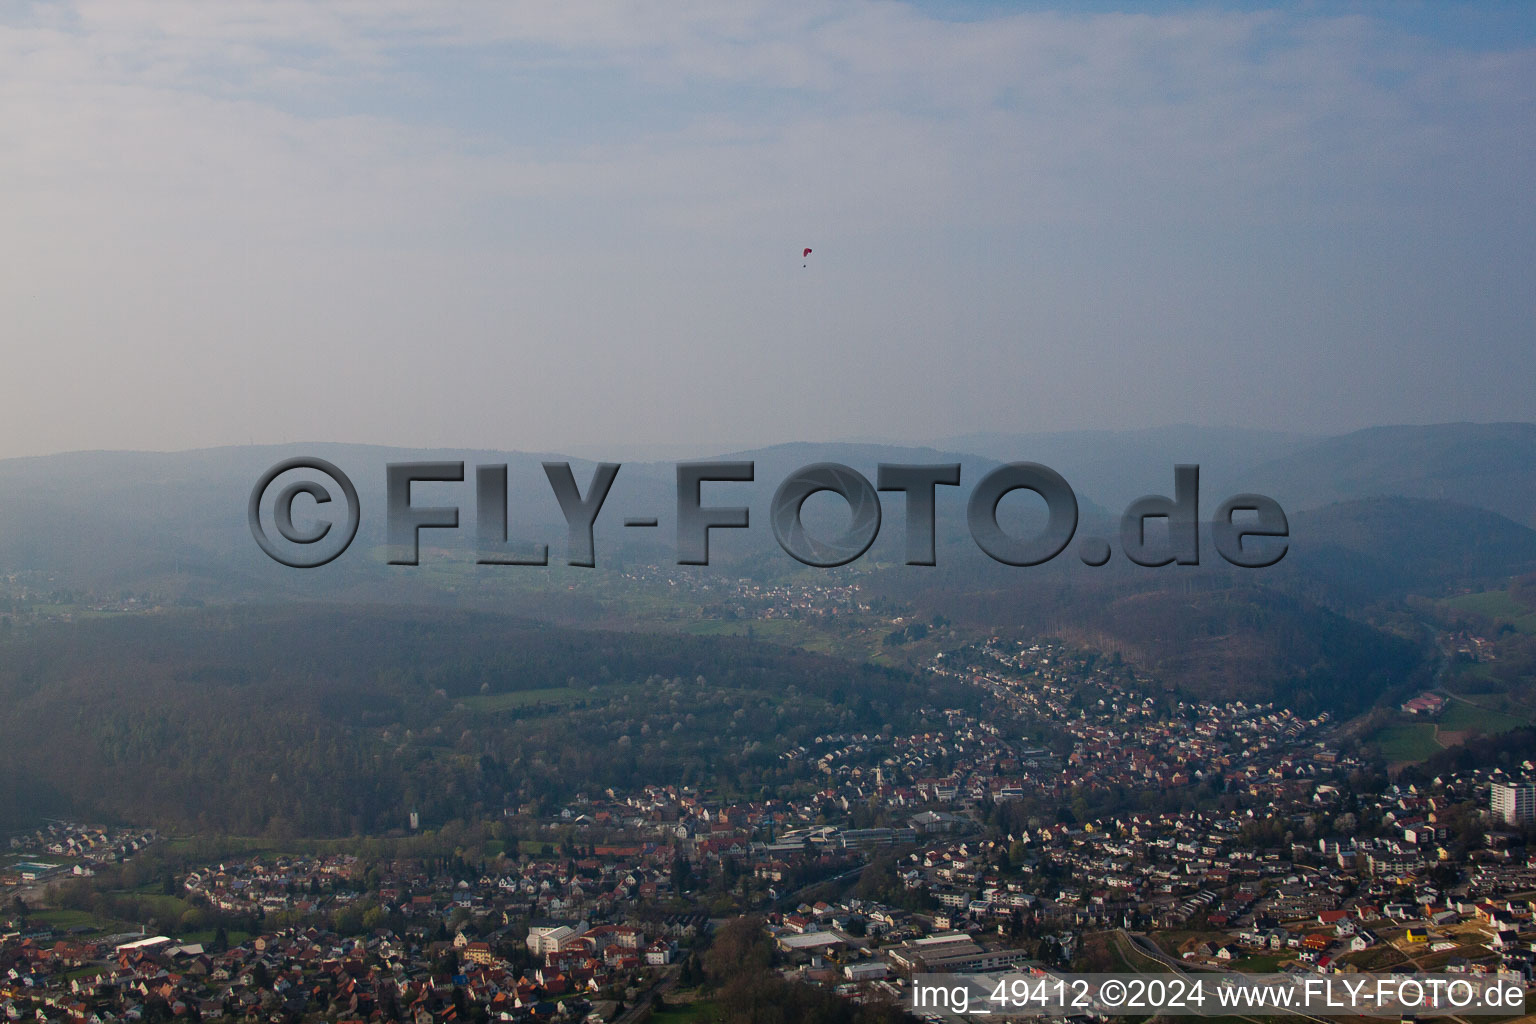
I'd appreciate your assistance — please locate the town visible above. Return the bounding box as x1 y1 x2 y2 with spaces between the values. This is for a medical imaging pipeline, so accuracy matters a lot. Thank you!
3 639 1532 1023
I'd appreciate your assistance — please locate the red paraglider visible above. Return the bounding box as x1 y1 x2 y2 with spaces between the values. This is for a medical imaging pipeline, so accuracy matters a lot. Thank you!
802 247 812 267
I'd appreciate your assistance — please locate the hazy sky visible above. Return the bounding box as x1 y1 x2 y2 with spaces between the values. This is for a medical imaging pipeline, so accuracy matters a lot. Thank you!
2 1 1533 458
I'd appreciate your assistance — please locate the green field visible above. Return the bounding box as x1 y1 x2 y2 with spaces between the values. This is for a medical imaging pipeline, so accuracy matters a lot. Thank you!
130 892 194 918
180 927 253 947
29 906 251 945
1230 952 1291 973
460 688 590 713
681 616 846 656
1438 698 1533 733
1366 695 1535 765
31 908 103 932
648 999 716 1024
1373 722 1441 763
1442 589 1536 634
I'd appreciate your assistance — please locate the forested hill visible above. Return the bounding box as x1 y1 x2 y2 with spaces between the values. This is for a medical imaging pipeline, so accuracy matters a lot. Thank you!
0 605 965 836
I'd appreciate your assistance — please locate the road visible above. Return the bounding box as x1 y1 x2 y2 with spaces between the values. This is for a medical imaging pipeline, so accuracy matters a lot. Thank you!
771 861 871 910
614 970 679 1024
1119 929 1226 972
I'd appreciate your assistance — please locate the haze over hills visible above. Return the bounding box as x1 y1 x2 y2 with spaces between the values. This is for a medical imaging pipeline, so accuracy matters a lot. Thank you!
1275 497 1536 604
856 495 1536 714
1241 422 1536 527
4 424 1533 611
925 425 1318 512
2 422 1534 764
3 422 1531 585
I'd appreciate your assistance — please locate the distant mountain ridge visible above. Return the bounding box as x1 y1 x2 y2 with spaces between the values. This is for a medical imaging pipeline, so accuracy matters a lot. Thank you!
2 422 1532 603
926 424 1317 511
2 423 1532 727
1242 422 1536 527
1280 497 1536 601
